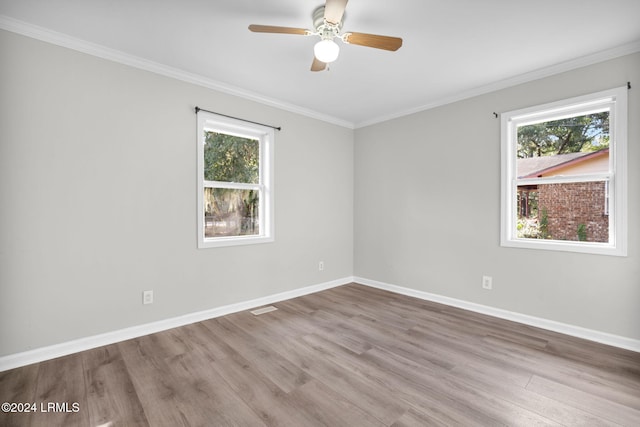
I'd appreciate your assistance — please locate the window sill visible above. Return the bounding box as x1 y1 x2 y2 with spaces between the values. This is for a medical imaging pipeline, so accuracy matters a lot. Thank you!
501 238 626 257
198 234 274 249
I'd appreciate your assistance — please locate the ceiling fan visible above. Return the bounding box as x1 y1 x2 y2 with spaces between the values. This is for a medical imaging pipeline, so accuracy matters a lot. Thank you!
249 0 403 71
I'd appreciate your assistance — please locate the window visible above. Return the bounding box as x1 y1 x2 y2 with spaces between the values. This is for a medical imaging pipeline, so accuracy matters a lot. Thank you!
197 111 274 248
501 87 627 256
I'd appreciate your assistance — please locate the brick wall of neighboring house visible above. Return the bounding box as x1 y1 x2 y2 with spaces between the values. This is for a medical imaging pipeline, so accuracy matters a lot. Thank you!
538 181 608 242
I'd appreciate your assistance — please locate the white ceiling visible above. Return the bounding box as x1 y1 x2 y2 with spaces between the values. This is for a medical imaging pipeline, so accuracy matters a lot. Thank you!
1 0 639 128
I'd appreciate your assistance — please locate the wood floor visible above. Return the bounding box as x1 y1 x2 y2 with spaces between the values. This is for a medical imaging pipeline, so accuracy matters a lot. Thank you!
1 283 639 426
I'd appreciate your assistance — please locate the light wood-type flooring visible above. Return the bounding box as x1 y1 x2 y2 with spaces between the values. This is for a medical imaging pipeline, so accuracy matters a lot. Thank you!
1 283 639 426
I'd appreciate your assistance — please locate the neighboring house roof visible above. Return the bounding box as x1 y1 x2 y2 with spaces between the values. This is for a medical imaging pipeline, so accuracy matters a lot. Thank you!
517 148 609 178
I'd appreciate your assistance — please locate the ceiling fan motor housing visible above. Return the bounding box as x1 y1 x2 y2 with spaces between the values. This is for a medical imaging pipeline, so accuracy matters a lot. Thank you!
313 5 343 37
248 2 402 71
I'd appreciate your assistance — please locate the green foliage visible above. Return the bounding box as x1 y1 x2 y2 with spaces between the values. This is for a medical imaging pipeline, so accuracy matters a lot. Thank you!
539 208 550 239
517 112 609 158
516 208 551 240
516 218 539 238
202 131 261 236
577 223 587 241
204 132 259 183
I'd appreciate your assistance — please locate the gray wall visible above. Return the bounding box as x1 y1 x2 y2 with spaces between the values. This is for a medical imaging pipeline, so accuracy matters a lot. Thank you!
0 30 354 356
354 52 640 340
1 28 639 358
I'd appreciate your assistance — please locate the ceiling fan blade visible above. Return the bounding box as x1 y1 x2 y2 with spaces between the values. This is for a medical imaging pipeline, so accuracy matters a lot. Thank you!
311 57 327 72
343 32 403 51
324 0 348 25
248 25 309 35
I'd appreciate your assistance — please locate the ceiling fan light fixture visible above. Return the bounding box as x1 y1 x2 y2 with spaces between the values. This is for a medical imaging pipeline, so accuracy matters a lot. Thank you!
314 39 340 63
249 2 402 72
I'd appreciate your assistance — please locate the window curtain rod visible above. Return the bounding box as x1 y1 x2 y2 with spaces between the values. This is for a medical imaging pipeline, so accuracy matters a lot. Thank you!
195 106 281 131
491 82 631 119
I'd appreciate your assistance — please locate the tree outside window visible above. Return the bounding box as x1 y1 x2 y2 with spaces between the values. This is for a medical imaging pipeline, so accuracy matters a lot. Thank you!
515 112 609 242
197 112 274 248
501 87 627 256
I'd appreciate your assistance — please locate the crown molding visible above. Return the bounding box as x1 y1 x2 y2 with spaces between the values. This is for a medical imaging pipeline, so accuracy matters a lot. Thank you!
0 15 354 129
355 39 640 128
2 14 638 131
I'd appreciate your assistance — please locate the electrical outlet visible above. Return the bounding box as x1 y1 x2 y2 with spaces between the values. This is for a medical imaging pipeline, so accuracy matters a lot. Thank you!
482 276 493 290
318 261 324 271
143 290 153 305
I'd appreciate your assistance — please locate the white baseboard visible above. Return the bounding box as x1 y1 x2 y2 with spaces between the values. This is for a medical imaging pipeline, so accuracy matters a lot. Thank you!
0 277 353 372
355 276 640 353
3 275 637 372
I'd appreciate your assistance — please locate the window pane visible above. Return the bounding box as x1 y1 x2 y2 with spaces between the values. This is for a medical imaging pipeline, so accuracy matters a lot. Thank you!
516 112 609 178
203 132 259 183
204 188 260 238
516 181 608 243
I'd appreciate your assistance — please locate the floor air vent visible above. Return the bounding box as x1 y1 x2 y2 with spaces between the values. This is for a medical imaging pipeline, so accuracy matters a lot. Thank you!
250 306 278 316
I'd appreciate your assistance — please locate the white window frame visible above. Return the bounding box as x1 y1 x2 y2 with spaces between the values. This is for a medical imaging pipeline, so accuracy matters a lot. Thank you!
197 111 274 248
500 87 627 256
